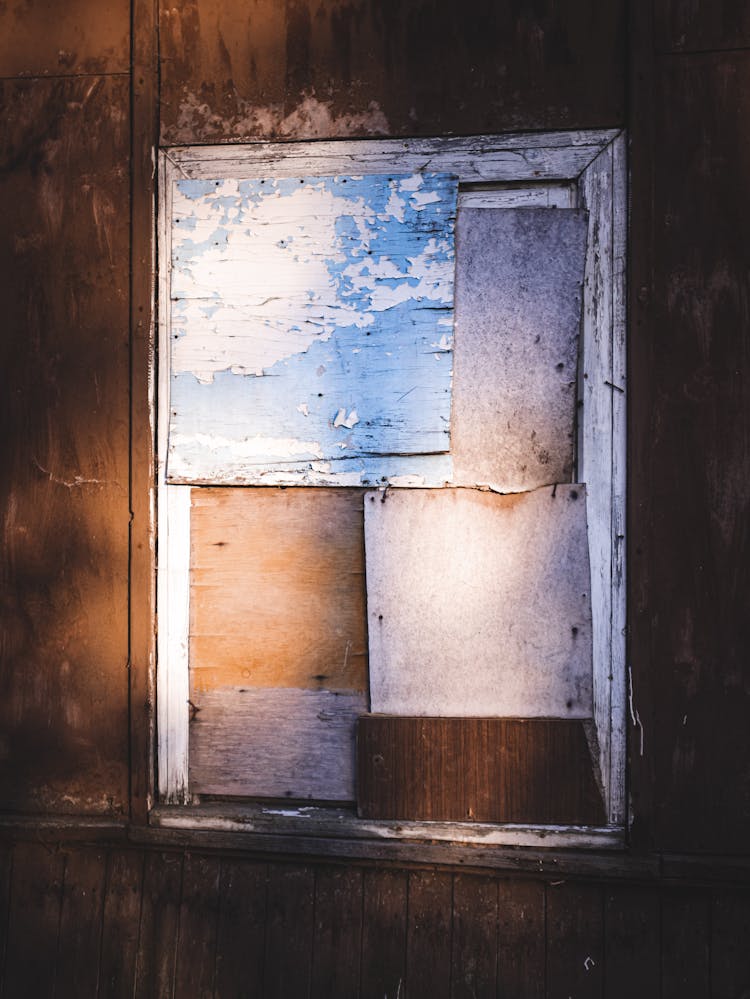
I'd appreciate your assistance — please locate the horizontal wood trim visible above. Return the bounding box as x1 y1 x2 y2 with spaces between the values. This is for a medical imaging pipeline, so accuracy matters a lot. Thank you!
357 716 606 825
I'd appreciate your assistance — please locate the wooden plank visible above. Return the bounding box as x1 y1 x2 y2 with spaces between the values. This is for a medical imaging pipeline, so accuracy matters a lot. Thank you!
496 880 545 999
174 852 222 999
167 173 457 483
545 882 604 999
3 843 64 997
451 208 587 492
711 887 750 999
310 866 363 999
366 486 593 718
0 0 129 77
214 859 268 999
0 843 11 987
603 886 660 998
406 871 453 999
357 717 605 825
661 891 711 999
263 865 315 998
134 850 183 999
655 0 750 52
191 687 366 800
360 868 408 998
99 851 144 999
55 848 108 998
450 874 498 999
189 487 367 693
0 76 131 815
158 0 624 146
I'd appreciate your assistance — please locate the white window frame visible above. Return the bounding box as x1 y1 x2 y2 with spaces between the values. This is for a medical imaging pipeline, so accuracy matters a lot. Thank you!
155 129 626 849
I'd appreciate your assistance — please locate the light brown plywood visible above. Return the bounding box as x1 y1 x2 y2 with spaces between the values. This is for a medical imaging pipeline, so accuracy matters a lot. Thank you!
365 485 593 718
189 487 368 694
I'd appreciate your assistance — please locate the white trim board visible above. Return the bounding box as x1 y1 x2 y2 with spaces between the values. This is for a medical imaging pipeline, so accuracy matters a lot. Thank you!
156 129 627 832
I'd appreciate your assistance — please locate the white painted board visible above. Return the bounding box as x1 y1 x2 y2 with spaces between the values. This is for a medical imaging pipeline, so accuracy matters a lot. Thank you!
451 208 588 492
366 486 593 718
167 172 457 483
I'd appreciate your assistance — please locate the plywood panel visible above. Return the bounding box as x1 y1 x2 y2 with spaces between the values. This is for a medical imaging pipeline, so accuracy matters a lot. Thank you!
357 716 606 824
0 0 129 77
190 487 368 693
452 208 587 492
190 687 366 799
159 0 625 144
0 77 130 814
366 486 593 718
168 172 456 485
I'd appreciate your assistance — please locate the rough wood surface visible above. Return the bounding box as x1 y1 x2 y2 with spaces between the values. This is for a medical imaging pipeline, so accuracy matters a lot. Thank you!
451 208 587 492
214 859 268 999
158 0 625 144
546 882 604 999
357 716 606 824
360 868 409 998
55 848 108 997
264 865 315 999
496 880 545 998
661 892 711 999
0 0 129 77
134 851 184 999
310 866 364 999
603 887 660 998
190 487 368 693
99 851 144 999
655 0 750 51
366 486 593 718
451 874 498 999
0 76 131 815
406 870 453 999
174 853 221 999
191 687 366 800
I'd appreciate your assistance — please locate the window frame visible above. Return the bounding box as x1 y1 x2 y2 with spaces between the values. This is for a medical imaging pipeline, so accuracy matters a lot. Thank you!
155 129 627 848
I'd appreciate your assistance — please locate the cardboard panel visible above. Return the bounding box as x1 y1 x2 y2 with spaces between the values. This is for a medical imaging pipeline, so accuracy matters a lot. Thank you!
366 486 593 718
452 208 587 492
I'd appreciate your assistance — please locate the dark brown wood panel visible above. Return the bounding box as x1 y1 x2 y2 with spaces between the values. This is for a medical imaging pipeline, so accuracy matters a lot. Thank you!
655 0 750 52
496 880 545 999
661 891 711 999
357 716 605 824
711 888 750 999
546 882 604 999
55 848 108 997
134 850 184 999
159 0 625 144
631 51 750 852
361 868 408 999
264 864 315 998
406 871 453 999
3 843 65 997
603 887 660 999
0 0 130 77
214 859 268 999
450 874 498 999
99 851 145 999
174 852 222 999
311 866 363 999
0 75 131 815
0 845 10 983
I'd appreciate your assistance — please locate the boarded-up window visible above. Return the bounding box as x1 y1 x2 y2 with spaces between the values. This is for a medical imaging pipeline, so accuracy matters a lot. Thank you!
157 133 626 835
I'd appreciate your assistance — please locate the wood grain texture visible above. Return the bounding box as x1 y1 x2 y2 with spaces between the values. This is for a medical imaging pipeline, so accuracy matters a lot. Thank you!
174 853 221 999
264 865 315 998
134 851 184 999
361 868 408 999
366 486 593 718
450 874 498 999
406 870 453 999
0 76 130 815
546 882 604 999
451 208 587 492
190 487 368 693
655 0 750 52
357 716 606 824
661 891 711 999
711 888 750 999
310 866 363 999
496 880 545 999
0 0 129 77
159 0 625 144
630 53 750 852
190 687 366 800
99 851 145 999
214 860 267 999
55 848 108 998
603 887 660 999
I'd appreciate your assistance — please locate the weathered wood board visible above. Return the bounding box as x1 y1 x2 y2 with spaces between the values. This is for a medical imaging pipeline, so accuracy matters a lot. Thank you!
168 172 457 482
189 487 368 693
357 716 605 824
365 486 593 718
451 207 587 492
189 687 366 800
